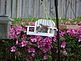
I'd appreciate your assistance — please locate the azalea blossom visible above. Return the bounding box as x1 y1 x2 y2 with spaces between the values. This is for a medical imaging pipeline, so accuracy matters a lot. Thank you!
53 34 57 42
63 49 68 56
78 21 81 25
25 58 30 61
20 41 28 47
28 22 35 26
22 34 27 39
9 19 81 60
61 41 66 48
15 25 22 35
44 54 48 60
31 38 37 42
26 20 28 23
21 19 25 25
73 21 78 25
9 25 16 38
10 46 16 52
20 26 27 32
65 21 71 25
31 53 35 58
60 31 65 37
78 37 81 42
37 37 52 53
28 47 35 53
16 39 19 45
30 36 37 42
67 29 77 36
35 36 43 41
78 29 81 35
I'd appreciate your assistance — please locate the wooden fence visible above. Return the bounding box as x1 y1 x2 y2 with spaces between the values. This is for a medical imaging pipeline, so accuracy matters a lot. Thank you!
0 0 81 18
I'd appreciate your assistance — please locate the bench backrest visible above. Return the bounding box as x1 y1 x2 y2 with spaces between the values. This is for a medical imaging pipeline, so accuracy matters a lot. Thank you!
35 19 55 28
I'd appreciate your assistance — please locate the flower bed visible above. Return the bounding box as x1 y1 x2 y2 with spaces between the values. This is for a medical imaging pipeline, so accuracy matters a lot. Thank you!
1 17 81 61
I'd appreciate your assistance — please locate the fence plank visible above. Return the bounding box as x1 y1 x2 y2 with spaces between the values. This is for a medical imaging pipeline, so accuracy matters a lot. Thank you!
17 0 22 18
78 0 81 16
0 0 5 16
58 0 62 18
46 0 50 18
6 0 11 17
34 0 39 17
12 0 16 18
49 0 55 18
29 0 33 17
40 0 44 18
76 0 79 17
66 0 70 18
0 0 1 15
62 0 66 18
23 0 29 18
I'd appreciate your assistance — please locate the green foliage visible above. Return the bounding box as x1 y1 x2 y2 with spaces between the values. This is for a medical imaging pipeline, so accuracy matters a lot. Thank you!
12 16 81 25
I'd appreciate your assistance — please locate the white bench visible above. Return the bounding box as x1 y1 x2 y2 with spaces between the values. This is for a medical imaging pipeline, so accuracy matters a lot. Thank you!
26 19 57 37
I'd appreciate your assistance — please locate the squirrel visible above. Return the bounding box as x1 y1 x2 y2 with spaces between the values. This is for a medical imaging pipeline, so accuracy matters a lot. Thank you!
37 24 49 33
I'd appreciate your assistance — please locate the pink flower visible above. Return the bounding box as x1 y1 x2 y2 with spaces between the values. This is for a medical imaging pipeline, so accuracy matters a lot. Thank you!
61 41 66 48
22 27 26 32
31 53 35 58
63 49 67 56
60 31 65 37
20 40 28 47
36 36 43 41
78 21 81 25
25 58 30 61
37 37 52 53
22 34 26 38
28 47 35 53
10 46 16 52
21 19 25 25
78 29 81 35
9 25 16 38
44 54 48 60
28 22 35 26
26 20 28 23
30 36 37 42
65 21 71 25
67 29 77 36
73 22 77 25
16 28 21 35
15 25 22 35
10 21 13 25
40 47 49 53
16 39 18 45
78 37 81 42
53 34 57 42
31 38 37 42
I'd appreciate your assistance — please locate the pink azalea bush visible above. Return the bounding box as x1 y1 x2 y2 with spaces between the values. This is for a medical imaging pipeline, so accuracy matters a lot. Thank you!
9 18 81 61
1 17 81 61
8 19 53 61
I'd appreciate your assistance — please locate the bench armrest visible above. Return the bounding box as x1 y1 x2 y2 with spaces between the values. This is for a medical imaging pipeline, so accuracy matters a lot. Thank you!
48 27 58 31
26 26 36 33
